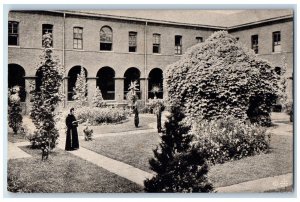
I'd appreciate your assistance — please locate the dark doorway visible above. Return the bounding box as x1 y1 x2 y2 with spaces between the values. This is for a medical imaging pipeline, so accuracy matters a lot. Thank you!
8 64 26 102
97 67 115 100
124 67 141 100
67 66 88 101
148 68 163 99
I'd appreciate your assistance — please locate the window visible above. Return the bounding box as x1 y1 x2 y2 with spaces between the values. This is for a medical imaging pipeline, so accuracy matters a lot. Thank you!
273 31 281 52
8 21 19 46
129 32 137 52
153 34 161 54
251 35 259 54
42 24 53 47
175 35 182 55
196 37 203 43
100 26 113 51
73 27 83 49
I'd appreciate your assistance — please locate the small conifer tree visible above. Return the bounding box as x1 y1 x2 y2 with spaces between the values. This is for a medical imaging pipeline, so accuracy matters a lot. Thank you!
92 86 105 107
73 67 88 106
144 106 213 193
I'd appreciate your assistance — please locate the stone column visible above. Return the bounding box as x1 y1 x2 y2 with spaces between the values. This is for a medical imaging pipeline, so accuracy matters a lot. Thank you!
87 77 98 106
114 77 125 103
140 77 147 105
163 77 167 100
63 77 69 108
24 76 36 114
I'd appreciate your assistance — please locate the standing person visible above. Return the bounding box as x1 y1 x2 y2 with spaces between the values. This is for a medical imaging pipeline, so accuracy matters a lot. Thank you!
65 108 80 151
133 105 139 128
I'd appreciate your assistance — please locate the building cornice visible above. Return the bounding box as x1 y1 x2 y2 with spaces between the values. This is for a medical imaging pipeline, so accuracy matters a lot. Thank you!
9 10 293 31
227 14 293 31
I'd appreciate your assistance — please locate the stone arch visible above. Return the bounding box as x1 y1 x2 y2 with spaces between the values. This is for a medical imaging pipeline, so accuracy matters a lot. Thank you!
67 66 88 101
124 67 141 99
148 68 163 99
8 64 26 102
96 66 115 100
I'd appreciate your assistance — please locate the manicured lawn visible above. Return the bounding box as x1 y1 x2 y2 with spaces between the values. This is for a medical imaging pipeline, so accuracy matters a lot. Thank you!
81 132 161 173
8 146 143 193
82 132 293 188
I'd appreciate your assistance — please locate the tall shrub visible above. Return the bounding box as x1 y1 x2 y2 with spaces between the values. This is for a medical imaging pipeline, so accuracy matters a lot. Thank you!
29 32 64 149
144 106 213 193
8 86 23 134
165 31 280 126
73 66 87 106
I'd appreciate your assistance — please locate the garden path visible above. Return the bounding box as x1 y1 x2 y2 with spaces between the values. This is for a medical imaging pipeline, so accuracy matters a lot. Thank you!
8 142 32 159
215 173 292 192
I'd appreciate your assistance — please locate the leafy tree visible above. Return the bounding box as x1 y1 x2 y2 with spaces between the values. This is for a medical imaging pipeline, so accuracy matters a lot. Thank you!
8 86 23 134
73 66 88 106
165 31 280 126
29 32 64 150
92 86 106 107
144 106 213 193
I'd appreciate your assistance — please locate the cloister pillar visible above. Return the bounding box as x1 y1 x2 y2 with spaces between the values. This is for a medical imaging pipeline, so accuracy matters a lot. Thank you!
114 77 125 103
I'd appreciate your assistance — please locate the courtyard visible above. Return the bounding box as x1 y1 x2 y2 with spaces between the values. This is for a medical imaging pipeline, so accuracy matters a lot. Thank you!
7 112 293 193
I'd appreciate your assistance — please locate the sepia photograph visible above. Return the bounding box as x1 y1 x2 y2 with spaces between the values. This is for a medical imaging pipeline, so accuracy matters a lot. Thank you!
6 7 294 194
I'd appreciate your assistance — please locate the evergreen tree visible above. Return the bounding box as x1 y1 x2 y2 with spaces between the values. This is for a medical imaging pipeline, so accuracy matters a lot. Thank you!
73 67 87 106
92 86 105 107
8 86 23 134
144 106 213 193
29 32 64 150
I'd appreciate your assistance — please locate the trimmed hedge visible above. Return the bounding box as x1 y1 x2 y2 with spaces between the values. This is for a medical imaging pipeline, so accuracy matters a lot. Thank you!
165 31 280 126
190 117 271 164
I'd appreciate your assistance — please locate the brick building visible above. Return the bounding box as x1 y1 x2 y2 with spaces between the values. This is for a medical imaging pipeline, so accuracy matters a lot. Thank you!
7 10 293 112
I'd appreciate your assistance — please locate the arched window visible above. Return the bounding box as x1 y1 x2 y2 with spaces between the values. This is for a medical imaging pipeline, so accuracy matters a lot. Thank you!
124 67 141 100
8 64 26 102
67 66 88 101
100 26 113 51
97 67 115 100
148 68 163 99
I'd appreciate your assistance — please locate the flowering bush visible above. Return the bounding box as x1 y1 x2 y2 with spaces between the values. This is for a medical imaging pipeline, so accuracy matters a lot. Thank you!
74 106 128 125
8 86 23 134
165 31 280 126
190 117 271 164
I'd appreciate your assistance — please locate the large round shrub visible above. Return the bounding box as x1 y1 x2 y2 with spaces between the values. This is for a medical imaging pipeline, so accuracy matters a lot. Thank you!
165 31 280 125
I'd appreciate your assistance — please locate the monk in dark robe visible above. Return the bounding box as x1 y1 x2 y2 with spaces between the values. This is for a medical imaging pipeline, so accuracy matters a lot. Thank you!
65 108 80 151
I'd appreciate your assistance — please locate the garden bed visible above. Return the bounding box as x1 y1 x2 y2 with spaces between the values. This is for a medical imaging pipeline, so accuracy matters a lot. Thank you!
77 114 156 135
